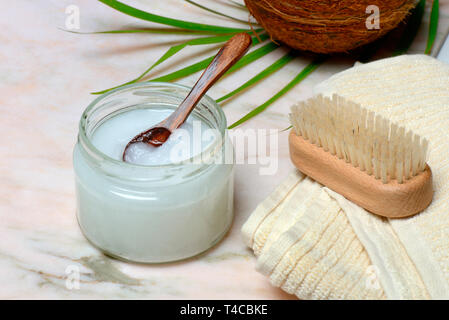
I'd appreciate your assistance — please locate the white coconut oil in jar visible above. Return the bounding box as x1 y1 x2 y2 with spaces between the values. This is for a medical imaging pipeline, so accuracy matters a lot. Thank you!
73 83 234 263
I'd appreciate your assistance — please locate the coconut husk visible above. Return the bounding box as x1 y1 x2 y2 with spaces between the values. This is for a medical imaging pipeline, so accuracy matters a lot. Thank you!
245 0 417 54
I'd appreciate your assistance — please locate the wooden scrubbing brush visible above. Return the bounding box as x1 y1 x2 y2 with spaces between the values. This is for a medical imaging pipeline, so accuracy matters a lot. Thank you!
289 94 433 218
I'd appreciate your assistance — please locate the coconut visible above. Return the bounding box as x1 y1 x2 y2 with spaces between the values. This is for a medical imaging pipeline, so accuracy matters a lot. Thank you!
245 0 417 54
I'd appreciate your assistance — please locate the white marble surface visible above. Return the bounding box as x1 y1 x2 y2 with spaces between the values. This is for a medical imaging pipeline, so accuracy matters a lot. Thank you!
1 0 448 299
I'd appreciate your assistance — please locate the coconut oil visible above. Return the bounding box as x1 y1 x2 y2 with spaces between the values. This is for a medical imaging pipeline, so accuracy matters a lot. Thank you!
73 83 234 263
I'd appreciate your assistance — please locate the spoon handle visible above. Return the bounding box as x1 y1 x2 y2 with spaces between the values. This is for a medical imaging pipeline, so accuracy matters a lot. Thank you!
165 33 252 130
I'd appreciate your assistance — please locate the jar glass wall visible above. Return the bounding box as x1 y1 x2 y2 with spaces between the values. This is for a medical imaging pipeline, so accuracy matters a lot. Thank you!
73 83 234 263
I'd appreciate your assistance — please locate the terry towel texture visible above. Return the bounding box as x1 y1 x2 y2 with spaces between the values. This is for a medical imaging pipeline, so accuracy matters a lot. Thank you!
242 55 449 299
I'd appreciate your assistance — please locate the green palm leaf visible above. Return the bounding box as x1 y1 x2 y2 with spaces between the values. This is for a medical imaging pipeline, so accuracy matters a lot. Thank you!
93 34 235 94
99 0 250 33
152 38 277 83
64 28 228 35
228 58 325 129
89 0 440 131
216 52 294 103
280 125 293 132
93 33 271 94
425 0 439 54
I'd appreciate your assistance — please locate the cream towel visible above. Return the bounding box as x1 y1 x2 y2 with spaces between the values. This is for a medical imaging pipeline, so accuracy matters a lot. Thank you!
242 55 449 300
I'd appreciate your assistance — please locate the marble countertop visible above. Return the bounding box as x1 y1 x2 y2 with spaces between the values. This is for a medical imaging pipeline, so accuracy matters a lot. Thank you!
1 0 448 299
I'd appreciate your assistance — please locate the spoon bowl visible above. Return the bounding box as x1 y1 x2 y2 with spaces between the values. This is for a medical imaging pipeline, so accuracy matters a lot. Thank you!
122 127 171 161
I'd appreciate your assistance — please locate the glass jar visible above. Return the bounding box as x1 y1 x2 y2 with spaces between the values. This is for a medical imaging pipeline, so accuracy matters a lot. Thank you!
73 82 234 263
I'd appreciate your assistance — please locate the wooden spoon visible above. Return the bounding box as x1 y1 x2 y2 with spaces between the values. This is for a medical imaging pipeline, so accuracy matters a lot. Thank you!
123 33 252 161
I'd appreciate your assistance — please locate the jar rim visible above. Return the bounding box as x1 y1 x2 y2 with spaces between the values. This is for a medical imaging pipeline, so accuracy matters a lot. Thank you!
77 82 228 178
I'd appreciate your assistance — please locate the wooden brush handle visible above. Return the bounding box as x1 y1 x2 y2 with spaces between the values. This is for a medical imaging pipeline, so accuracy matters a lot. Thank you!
289 130 433 218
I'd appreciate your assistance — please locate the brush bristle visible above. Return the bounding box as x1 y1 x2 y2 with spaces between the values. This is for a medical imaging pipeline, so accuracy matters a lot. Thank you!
289 94 429 184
